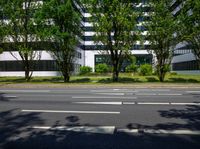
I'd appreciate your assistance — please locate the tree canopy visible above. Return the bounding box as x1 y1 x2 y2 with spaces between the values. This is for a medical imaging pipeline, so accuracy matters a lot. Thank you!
1 0 41 81
145 0 178 82
83 0 140 82
178 0 200 67
35 0 82 82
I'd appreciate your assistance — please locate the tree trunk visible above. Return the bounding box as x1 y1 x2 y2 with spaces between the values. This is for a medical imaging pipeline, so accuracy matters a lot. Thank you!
25 66 31 82
158 69 165 82
63 73 70 83
112 64 119 82
24 58 31 82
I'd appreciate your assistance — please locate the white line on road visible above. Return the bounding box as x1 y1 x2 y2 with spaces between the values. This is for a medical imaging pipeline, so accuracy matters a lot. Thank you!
158 94 182 96
117 129 200 135
3 96 17 98
171 103 200 106
32 126 115 134
73 102 122 105
123 102 136 105
71 102 200 106
136 93 182 96
135 89 171 92
91 90 138 93
186 91 200 93
118 129 139 133
137 102 200 106
72 96 137 99
136 93 157 96
143 129 200 135
21 110 120 114
137 102 170 105
95 93 125 96
0 90 50 93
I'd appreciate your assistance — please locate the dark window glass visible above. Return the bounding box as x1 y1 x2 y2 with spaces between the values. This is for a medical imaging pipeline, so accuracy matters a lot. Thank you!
172 60 200 71
0 60 59 71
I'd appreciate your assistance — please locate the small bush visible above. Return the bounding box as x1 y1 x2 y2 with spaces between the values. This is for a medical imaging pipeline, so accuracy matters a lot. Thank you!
163 64 171 73
170 72 177 76
79 66 92 75
95 64 110 73
125 64 138 73
139 64 152 76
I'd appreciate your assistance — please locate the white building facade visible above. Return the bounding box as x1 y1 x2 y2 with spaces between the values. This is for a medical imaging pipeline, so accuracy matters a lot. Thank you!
171 0 200 74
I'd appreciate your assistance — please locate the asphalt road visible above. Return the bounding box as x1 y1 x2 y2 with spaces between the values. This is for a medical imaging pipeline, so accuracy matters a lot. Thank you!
0 87 200 149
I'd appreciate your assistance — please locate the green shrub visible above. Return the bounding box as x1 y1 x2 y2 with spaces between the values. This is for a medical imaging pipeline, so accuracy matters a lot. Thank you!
95 64 110 73
79 66 92 75
139 64 152 76
125 64 138 73
170 72 177 75
0 47 3 54
163 64 171 73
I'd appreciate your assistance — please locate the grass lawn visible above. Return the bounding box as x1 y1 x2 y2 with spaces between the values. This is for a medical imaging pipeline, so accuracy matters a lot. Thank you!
0 73 200 84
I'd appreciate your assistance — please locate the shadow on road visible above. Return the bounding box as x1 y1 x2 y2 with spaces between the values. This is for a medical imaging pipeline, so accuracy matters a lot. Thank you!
0 106 200 149
0 93 9 102
127 105 200 130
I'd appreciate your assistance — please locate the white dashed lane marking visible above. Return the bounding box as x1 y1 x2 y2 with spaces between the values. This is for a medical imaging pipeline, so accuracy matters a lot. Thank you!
118 129 200 135
32 126 115 134
21 110 120 114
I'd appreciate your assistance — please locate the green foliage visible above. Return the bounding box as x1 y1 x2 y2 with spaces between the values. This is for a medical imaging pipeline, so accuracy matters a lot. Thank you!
80 66 92 75
0 0 41 81
170 72 178 76
145 0 178 82
139 64 152 76
95 64 110 73
177 0 200 64
163 64 170 73
84 0 139 82
35 0 81 82
0 48 3 54
127 55 137 64
125 64 138 73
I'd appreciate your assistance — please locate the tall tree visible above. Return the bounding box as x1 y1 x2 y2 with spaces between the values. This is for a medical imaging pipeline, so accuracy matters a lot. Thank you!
35 0 81 82
83 0 139 82
145 0 178 82
0 2 7 54
178 0 200 67
1 0 41 81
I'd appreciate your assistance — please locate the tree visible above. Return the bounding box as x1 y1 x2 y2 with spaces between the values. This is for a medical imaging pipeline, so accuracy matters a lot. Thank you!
35 0 81 82
1 0 42 81
0 2 7 54
83 0 139 82
178 0 200 68
145 0 178 82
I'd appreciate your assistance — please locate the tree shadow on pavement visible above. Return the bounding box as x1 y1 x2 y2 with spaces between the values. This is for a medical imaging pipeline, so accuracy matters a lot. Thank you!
1 106 200 149
0 109 44 148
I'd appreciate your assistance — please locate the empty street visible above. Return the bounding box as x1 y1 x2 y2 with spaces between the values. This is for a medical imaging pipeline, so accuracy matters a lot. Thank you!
1 87 200 149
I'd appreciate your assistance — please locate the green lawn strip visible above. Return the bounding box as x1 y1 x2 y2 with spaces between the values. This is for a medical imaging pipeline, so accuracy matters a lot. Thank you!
0 74 200 84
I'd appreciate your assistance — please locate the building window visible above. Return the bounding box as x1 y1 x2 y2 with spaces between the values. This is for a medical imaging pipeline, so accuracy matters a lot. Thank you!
0 60 58 71
172 60 200 71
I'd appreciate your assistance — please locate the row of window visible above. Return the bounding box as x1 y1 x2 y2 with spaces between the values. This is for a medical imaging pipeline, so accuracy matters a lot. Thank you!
83 34 149 41
172 60 200 71
82 45 151 50
95 54 153 72
0 60 58 71
0 60 82 72
83 26 147 32
83 16 150 23
173 49 192 56
82 6 151 13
